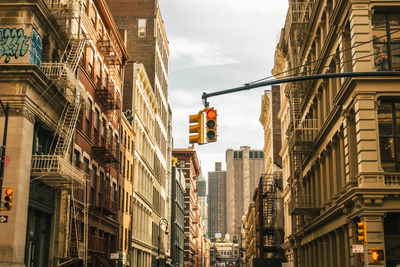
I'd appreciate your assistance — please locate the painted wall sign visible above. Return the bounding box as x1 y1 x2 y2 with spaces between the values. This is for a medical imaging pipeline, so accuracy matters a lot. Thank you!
0 28 30 63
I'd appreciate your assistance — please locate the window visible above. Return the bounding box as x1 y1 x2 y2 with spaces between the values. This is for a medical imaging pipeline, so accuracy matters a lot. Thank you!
91 165 97 189
138 19 146 37
83 157 89 175
73 149 80 168
373 12 400 71
100 171 104 192
86 100 92 137
94 110 99 144
126 192 128 213
87 48 94 77
239 151 243 158
378 98 400 171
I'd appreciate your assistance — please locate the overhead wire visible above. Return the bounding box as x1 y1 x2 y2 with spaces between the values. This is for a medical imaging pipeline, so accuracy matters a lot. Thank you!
246 28 400 85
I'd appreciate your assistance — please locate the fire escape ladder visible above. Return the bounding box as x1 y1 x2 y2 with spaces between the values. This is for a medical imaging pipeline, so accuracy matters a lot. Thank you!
54 96 82 158
64 36 87 74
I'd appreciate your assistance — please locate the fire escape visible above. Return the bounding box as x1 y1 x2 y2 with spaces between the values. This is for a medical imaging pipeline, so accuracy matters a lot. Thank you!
260 173 284 258
30 0 89 266
93 31 120 178
285 0 320 233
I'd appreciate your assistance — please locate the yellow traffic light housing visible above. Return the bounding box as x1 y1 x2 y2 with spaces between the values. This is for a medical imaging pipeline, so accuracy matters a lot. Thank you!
205 108 217 142
189 111 204 144
2 187 13 211
357 221 367 245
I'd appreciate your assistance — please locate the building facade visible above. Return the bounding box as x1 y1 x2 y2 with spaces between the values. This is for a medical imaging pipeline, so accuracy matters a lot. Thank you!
108 1 171 264
172 148 201 267
226 147 264 237
119 113 135 265
171 163 186 267
197 173 208 237
273 1 400 266
208 162 227 239
0 0 128 266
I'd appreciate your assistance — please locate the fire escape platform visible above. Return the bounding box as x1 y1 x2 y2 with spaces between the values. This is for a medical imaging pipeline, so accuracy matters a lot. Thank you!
31 155 86 187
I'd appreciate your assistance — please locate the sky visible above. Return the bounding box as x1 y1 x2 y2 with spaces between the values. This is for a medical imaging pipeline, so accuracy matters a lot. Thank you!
159 0 289 178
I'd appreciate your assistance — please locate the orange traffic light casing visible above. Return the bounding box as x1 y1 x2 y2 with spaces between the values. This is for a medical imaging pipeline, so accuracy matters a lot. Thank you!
189 111 204 144
357 221 367 245
3 187 13 210
205 108 217 142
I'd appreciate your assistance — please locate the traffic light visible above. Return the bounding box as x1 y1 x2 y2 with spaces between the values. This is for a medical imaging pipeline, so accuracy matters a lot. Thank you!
2 187 13 210
370 249 384 263
357 221 367 245
205 108 217 142
189 111 204 144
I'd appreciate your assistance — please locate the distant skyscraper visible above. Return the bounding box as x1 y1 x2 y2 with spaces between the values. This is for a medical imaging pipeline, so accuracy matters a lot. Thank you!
226 146 264 236
197 173 208 236
208 162 227 239
197 174 207 197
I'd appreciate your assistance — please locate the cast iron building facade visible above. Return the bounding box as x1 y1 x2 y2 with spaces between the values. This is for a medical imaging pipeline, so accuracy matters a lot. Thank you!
208 162 227 239
273 0 400 266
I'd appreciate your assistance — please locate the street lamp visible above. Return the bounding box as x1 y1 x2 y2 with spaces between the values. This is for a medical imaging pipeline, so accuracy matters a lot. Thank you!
158 218 169 267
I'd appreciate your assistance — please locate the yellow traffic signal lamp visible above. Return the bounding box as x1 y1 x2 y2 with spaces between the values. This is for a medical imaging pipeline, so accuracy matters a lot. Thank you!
2 187 13 210
205 108 217 142
189 111 204 145
370 249 384 263
357 221 367 245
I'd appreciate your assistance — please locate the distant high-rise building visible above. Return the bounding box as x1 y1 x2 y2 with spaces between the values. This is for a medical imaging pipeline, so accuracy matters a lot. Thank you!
197 174 207 197
197 173 208 236
208 162 227 239
226 147 264 236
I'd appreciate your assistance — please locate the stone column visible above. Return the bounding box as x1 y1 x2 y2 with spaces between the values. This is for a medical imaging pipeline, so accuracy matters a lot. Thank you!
336 229 343 266
331 140 339 198
349 3 373 72
0 112 35 267
354 95 381 187
343 224 350 267
319 158 326 208
339 130 346 192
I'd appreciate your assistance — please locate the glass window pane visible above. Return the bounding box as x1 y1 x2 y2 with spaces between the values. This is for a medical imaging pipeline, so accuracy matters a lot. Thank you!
378 102 393 136
391 43 400 70
380 137 396 171
373 13 387 42
374 43 389 71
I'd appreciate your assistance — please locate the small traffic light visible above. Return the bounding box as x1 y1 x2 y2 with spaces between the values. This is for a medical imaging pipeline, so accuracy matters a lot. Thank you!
189 111 204 144
205 108 217 142
357 221 367 245
3 187 13 210
370 249 384 263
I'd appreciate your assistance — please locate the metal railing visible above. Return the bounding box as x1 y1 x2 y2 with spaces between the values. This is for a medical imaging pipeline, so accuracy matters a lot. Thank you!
31 155 86 186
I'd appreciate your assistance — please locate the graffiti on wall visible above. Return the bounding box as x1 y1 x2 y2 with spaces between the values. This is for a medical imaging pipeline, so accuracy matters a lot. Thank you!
0 28 30 63
29 29 42 67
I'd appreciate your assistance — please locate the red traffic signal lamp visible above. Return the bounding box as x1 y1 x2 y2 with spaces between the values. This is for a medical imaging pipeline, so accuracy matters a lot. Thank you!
205 108 217 142
2 187 13 210
189 111 204 145
357 221 367 245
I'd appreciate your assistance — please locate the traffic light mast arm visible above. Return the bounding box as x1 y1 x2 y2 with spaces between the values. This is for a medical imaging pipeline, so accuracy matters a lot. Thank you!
201 71 400 107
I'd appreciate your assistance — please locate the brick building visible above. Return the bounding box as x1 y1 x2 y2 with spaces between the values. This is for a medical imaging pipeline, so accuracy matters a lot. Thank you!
108 1 172 265
172 148 201 267
0 0 128 266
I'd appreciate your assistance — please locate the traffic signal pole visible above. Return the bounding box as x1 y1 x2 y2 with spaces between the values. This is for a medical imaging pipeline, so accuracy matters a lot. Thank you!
201 71 400 106
0 100 8 203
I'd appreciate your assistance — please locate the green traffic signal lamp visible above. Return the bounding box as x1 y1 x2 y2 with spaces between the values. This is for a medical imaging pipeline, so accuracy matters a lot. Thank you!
206 108 217 142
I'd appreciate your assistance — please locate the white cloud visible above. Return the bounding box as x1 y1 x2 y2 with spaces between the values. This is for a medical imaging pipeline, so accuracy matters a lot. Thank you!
170 37 238 68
